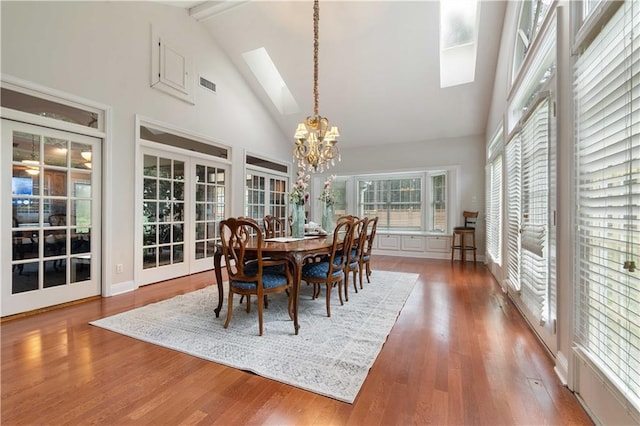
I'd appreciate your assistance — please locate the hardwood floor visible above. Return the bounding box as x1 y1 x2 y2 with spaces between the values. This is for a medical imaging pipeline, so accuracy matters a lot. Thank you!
1 257 593 425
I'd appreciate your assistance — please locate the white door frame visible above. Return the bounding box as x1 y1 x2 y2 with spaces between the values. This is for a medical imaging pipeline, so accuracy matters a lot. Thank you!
1 75 112 309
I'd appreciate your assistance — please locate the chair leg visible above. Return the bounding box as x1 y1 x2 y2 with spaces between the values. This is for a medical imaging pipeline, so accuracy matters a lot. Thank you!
343 274 349 302
325 283 332 317
358 265 364 289
257 292 264 336
224 292 234 329
366 261 372 283
246 295 251 313
353 269 359 294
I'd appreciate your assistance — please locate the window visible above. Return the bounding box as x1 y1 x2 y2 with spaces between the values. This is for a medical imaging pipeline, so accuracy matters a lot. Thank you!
439 0 479 87
486 142 503 265
430 173 447 232
506 136 521 289
574 0 640 411
355 172 448 233
509 12 556 133
512 0 554 80
359 177 422 231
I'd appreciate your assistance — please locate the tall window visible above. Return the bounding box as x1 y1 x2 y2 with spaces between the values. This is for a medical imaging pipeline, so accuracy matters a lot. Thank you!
574 0 640 409
486 127 503 264
506 136 521 289
486 154 503 264
430 173 447 232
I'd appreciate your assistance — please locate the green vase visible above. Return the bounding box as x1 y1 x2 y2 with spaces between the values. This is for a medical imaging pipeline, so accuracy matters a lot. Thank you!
322 202 334 233
292 204 305 238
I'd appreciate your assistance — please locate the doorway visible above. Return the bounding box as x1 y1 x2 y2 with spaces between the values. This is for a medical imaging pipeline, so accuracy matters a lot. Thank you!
2 120 102 316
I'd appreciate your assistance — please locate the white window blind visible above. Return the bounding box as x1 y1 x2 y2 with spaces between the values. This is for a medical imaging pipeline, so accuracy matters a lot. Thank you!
506 136 522 290
487 154 503 263
520 98 550 325
574 0 640 409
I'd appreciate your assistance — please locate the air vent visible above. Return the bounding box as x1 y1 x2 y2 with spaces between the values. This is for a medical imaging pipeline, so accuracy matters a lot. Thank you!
199 76 216 94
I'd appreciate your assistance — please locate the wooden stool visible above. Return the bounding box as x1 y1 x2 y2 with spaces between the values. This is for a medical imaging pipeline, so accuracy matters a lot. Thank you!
451 211 478 263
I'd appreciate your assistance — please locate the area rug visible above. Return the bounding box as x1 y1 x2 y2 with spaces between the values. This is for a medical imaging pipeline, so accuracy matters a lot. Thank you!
90 270 419 403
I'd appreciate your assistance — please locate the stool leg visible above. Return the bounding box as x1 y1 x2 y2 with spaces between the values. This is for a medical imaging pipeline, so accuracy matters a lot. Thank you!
472 231 477 264
461 233 466 263
451 233 456 262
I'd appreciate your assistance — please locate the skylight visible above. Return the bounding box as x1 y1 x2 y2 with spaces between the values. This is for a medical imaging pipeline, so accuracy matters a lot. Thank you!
242 47 299 115
439 0 479 88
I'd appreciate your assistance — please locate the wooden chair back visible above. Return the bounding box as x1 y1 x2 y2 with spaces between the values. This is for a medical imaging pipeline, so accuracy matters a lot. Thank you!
263 215 285 238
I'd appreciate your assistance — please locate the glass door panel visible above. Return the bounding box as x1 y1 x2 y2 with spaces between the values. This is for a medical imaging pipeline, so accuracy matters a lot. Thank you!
141 154 186 273
193 163 226 272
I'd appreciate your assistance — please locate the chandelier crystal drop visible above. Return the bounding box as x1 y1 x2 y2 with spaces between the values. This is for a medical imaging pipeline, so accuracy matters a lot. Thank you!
293 0 341 173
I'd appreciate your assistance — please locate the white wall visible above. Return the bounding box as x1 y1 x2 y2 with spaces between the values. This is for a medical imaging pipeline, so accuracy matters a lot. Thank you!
1 1 291 294
330 134 486 256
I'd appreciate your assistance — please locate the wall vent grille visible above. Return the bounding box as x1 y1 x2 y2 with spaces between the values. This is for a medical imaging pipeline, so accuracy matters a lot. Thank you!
199 76 216 94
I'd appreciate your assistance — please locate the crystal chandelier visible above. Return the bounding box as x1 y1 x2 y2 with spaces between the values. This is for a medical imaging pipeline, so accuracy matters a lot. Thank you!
293 0 341 173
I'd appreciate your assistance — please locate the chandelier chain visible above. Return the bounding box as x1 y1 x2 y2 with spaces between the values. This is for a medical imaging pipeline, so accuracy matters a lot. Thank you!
313 0 319 116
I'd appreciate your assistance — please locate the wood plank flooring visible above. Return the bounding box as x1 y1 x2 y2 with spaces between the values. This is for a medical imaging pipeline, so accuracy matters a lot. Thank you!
1 257 593 425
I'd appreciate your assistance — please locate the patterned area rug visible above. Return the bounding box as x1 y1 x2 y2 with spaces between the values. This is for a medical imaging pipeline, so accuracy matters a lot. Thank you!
90 270 419 403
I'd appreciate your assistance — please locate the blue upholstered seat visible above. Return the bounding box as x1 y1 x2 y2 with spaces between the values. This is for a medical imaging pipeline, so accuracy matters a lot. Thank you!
302 257 344 279
231 271 289 290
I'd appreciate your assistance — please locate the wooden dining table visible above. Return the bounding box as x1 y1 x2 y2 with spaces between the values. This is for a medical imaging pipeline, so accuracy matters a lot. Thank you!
212 234 339 335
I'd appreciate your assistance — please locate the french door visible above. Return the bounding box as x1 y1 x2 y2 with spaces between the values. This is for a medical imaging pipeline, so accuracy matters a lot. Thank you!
505 97 557 353
2 120 102 316
245 169 288 223
138 146 227 285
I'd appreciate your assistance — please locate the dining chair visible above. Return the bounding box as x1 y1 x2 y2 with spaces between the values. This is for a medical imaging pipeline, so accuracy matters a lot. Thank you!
301 218 354 317
359 216 379 284
343 216 369 300
219 217 293 335
263 215 286 238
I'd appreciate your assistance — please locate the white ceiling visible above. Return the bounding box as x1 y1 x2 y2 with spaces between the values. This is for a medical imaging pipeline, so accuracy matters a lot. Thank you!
171 1 506 148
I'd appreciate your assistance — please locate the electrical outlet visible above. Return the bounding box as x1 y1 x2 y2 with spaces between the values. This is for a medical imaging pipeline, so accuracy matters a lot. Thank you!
116 264 123 273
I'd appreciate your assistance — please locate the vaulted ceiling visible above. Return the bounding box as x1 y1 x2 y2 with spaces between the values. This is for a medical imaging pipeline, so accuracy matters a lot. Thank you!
170 1 507 148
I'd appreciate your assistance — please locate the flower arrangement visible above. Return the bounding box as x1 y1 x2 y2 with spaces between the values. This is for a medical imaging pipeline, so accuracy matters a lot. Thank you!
318 174 336 206
290 170 310 205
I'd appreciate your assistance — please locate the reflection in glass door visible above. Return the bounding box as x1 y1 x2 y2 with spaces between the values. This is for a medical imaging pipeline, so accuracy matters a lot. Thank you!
2 120 101 316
